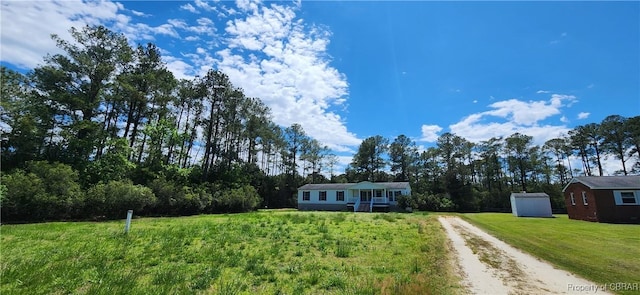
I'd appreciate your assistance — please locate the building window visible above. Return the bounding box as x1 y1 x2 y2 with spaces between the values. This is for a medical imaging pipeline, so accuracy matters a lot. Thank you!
319 191 327 201
375 190 382 198
570 192 575 206
388 191 401 202
620 191 638 205
303 191 310 201
336 191 345 202
582 191 588 205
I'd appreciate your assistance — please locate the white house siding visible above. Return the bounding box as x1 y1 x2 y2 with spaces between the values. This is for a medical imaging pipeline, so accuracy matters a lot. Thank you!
510 193 553 217
297 182 411 211
297 189 351 211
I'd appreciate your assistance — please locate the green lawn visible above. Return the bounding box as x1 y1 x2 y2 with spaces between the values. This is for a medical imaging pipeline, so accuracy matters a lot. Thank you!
1 211 461 295
461 213 640 295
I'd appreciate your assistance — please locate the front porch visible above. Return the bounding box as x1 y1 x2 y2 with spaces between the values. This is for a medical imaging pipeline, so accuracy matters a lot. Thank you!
346 186 398 212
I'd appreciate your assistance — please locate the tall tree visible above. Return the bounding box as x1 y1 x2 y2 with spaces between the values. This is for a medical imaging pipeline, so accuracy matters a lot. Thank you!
199 70 232 178
544 137 571 185
569 127 593 176
1 67 62 169
601 115 631 175
389 134 418 182
300 139 327 183
119 43 175 160
32 25 132 165
325 153 339 181
283 123 309 177
477 137 505 191
351 135 389 181
626 116 640 172
580 123 605 176
504 133 533 191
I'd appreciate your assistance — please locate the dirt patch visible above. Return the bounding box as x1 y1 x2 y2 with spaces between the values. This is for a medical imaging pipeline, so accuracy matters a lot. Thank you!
438 216 612 295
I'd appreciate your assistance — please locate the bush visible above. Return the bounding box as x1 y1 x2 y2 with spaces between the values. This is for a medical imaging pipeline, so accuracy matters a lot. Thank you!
214 184 261 213
1 162 84 221
148 177 213 215
86 180 156 218
1 170 47 221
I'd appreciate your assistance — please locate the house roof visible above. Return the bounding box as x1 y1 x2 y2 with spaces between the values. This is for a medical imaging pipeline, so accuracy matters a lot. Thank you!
562 176 640 192
298 181 410 191
510 192 549 198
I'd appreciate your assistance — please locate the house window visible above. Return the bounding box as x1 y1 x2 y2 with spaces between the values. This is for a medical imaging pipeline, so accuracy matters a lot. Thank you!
303 191 310 201
582 191 588 205
570 192 575 206
319 191 327 201
336 191 345 202
389 191 401 202
375 190 382 198
621 192 638 204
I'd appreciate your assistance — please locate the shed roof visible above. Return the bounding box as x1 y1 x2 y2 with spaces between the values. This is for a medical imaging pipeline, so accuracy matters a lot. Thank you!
510 192 549 198
298 182 410 191
562 176 640 192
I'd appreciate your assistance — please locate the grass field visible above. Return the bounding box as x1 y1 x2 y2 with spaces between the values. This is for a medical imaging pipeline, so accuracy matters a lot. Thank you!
1 211 461 295
461 213 640 295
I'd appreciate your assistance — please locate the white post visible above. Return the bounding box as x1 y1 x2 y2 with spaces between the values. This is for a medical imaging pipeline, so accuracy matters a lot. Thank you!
124 210 133 233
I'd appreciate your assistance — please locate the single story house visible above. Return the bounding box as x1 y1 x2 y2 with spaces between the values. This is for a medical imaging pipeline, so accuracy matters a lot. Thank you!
510 192 553 217
297 181 411 212
562 176 640 224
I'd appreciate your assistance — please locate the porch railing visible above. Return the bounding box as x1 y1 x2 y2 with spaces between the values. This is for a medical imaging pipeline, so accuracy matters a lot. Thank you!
354 197 361 212
369 196 374 212
372 197 387 203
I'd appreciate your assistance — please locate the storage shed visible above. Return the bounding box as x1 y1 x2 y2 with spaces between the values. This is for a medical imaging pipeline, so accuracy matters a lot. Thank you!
510 192 553 217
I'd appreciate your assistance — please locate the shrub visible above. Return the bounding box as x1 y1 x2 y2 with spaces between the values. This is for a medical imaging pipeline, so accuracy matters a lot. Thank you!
86 180 156 218
214 184 261 213
1 161 84 221
1 170 46 221
148 177 213 215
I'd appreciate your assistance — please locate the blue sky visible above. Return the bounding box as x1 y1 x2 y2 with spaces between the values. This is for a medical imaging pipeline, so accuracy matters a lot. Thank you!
2 0 639 171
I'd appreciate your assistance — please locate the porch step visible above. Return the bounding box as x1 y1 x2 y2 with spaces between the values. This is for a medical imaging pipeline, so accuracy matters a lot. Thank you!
356 203 370 212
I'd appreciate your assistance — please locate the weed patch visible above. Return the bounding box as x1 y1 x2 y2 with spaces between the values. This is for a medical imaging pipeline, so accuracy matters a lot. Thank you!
1 212 460 294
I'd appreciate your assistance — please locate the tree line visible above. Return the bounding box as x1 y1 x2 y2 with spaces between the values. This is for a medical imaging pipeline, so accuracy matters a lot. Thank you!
342 118 639 212
1 25 638 221
0 25 330 221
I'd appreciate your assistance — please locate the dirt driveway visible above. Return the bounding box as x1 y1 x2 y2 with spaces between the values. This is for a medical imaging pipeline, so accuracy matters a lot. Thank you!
438 216 612 295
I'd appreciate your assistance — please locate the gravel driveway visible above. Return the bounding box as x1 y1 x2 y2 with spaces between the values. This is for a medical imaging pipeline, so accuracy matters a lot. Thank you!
438 216 612 295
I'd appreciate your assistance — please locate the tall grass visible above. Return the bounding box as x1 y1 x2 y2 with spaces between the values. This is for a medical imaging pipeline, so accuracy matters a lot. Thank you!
1 211 461 294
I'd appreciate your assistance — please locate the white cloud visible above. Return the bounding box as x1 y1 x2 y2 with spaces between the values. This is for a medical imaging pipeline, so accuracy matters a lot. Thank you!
180 3 198 13
420 125 443 142
536 90 551 94
130 10 149 17
560 116 569 123
577 112 590 119
482 94 576 126
164 56 195 80
194 0 218 12
1 0 358 153
186 1 358 151
0 0 125 69
448 94 577 146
